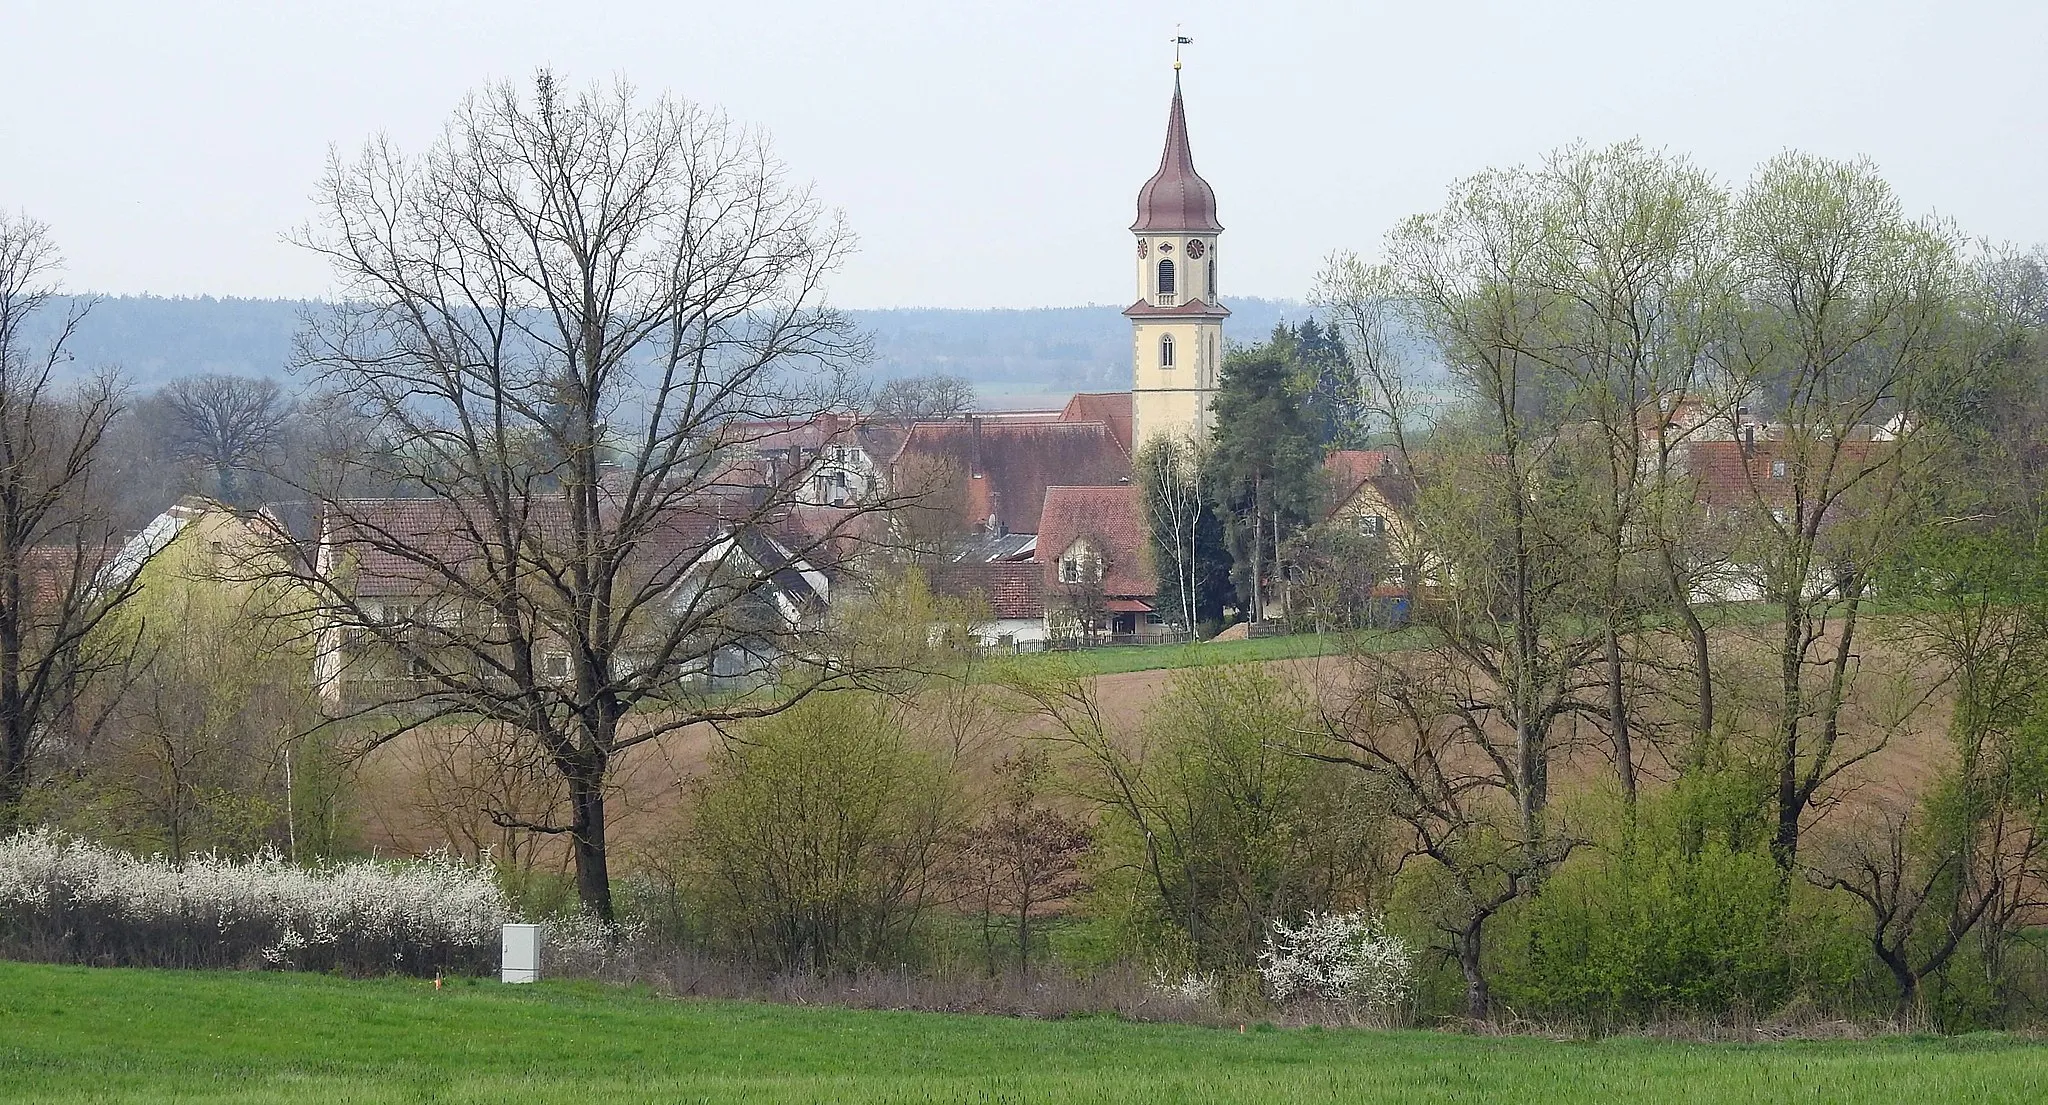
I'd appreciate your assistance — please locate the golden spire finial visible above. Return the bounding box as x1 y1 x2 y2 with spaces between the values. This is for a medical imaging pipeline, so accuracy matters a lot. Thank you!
1171 26 1192 71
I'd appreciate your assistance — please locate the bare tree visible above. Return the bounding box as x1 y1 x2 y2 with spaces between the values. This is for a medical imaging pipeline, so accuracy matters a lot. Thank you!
872 373 975 425
0 213 140 833
1310 653 1577 1021
278 73 905 917
159 374 292 502
1804 812 2000 1016
1137 435 1207 639
963 748 1089 974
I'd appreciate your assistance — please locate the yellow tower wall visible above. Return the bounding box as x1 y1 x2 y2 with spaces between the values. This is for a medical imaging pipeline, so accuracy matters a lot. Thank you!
1129 231 1223 451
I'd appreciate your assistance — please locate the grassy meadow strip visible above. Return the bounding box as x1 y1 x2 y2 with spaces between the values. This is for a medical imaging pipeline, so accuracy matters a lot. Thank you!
0 962 2040 1104
992 603 1789 681
991 627 1426 679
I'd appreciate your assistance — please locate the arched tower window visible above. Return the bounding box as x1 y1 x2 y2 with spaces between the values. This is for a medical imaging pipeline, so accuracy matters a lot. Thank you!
1156 259 1176 297
1160 334 1176 368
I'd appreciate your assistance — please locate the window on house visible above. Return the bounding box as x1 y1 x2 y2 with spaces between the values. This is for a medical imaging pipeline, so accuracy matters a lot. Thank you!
1359 513 1386 537
1157 259 1176 297
1159 334 1175 369
1771 459 1787 478
1058 543 1103 584
543 653 570 679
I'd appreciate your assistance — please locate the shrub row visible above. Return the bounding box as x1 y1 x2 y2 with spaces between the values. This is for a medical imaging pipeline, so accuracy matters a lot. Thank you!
0 828 509 976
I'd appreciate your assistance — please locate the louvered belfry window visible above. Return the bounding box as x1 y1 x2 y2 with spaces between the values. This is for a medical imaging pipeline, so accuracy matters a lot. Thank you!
1157 258 1176 297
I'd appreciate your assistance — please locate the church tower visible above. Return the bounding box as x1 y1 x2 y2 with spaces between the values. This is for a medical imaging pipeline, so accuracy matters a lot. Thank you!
1126 71 1227 451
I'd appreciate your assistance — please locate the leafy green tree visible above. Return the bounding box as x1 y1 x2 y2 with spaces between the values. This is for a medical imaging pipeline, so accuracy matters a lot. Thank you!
1274 319 1366 449
1203 342 1326 622
684 693 961 971
57 514 341 859
1006 661 1391 972
1720 154 1973 871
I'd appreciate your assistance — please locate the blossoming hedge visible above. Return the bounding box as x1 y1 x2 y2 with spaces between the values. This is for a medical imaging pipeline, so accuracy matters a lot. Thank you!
0 829 510 975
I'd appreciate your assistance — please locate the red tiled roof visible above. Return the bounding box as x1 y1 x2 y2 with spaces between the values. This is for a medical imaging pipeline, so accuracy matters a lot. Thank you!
24 544 101 610
1683 439 1883 511
890 419 1132 536
1133 76 1222 234
320 493 749 598
1323 450 1415 518
1035 484 1153 599
930 561 1045 620
1060 392 1135 454
1324 450 1392 491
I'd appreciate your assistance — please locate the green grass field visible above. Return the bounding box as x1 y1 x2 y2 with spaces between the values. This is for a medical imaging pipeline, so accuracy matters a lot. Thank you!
0 962 2041 1103
989 603 1795 681
997 628 1423 679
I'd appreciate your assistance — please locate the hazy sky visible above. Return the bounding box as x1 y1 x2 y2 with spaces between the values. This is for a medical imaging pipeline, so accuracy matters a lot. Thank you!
5 1 2044 308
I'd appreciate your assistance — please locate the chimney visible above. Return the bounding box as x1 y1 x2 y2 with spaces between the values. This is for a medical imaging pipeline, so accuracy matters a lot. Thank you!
1743 423 1756 456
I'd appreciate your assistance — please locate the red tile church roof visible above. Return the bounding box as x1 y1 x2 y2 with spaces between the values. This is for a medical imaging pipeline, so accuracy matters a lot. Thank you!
1060 392 1135 454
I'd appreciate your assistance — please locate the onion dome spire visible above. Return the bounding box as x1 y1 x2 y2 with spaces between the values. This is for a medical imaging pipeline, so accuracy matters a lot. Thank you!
1132 73 1221 234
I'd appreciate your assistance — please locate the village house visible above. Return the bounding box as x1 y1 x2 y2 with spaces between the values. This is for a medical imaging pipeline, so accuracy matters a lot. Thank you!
305 496 835 712
1036 484 1163 645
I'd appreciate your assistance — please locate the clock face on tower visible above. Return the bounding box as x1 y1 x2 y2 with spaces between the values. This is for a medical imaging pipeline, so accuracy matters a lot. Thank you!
1137 240 1148 258
1186 240 1207 259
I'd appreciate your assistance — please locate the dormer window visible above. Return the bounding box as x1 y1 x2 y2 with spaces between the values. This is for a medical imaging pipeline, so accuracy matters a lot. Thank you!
1058 540 1104 585
1157 259 1176 297
1159 334 1176 369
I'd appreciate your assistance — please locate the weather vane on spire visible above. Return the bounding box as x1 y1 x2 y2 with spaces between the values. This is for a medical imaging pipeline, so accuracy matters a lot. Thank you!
1171 26 1193 71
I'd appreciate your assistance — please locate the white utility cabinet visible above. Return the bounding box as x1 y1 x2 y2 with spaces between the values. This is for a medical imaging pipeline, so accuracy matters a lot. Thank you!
501 922 541 983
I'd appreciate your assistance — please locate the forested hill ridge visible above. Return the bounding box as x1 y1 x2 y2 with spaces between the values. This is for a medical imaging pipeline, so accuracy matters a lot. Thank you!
27 294 1310 399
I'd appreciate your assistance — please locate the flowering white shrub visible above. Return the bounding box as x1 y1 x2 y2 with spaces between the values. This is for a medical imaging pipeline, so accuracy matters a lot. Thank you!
0 828 511 975
1149 969 1218 1004
1258 910 1414 1015
540 910 648 977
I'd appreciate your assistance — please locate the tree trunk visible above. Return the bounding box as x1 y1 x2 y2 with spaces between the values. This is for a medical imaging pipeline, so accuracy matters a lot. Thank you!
1879 944 1918 1017
0 557 24 836
1250 476 1265 623
567 762 614 920
1016 896 1032 975
1605 625 1636 808
1772 598 1805 871
1657 540 1715 761
1457 921 1490 1021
